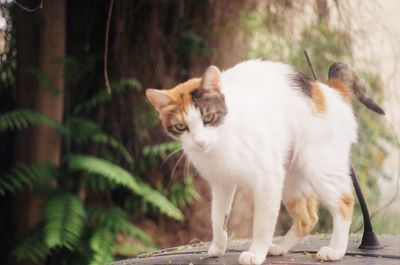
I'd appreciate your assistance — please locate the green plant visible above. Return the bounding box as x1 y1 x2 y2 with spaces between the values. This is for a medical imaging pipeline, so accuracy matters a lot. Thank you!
0 76 193 264
120 141 198 216
168 175 199 208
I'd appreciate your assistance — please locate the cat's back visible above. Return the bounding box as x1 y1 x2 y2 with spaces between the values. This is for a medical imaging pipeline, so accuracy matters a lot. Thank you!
221 60 293 94
218 59 357 148
220 60 308 121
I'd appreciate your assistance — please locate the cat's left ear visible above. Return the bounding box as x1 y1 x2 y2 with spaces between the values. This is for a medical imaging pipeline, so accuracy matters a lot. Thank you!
146 88 174 112
202 65 221 91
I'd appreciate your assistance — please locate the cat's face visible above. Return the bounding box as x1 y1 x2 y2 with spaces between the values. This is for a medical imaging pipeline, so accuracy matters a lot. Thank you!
146 66 227 153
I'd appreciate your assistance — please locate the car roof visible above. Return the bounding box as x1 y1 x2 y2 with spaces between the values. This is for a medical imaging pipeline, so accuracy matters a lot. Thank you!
111 234 400 265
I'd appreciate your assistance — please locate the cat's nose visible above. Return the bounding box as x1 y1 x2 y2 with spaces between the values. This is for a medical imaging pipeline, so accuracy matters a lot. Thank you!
194 140 206 149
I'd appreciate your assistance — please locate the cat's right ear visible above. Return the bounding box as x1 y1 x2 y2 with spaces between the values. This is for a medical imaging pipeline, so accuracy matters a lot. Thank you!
146 89 174 112
202 65 221 91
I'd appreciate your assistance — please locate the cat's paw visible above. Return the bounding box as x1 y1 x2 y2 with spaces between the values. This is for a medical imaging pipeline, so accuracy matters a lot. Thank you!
316 246 345 261
238 251 265 265
207 243 226 257
208 232 228 257
268 244 287 256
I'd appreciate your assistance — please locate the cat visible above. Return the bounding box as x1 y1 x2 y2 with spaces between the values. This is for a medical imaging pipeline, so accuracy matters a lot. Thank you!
145 60 384 265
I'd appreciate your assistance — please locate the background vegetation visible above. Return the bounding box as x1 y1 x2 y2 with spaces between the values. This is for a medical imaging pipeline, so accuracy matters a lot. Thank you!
0 1 398 265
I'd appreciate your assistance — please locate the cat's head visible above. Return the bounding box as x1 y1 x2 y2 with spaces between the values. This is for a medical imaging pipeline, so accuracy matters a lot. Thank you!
146 66 227 153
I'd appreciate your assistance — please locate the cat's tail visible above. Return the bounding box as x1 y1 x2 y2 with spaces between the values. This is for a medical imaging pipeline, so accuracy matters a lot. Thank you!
327 62 385 115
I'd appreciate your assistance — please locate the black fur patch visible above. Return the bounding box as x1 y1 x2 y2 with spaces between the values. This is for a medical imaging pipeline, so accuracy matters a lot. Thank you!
291 71 313 97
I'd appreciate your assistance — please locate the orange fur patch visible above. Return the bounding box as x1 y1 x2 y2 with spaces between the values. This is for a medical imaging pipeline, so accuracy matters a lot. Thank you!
306 197 318 222
166 78 202 109
327 78 352 102
159 78 202 126
310 82 326 113
339 193 354 220
286 196 318 237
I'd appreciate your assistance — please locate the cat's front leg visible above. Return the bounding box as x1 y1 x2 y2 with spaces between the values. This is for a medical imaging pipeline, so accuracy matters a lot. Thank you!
239 183 282 265
208 183 236 257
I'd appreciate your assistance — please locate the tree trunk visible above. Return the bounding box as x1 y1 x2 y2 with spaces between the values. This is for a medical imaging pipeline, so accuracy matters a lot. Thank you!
31 0 65 164
12 1 65 264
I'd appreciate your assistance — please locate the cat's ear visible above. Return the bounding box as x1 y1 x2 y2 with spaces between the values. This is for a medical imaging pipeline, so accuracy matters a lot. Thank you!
146 89 174 112
202 65 221 91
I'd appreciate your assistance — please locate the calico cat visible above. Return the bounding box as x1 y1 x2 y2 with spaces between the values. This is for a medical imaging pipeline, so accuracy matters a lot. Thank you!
145 60 384 265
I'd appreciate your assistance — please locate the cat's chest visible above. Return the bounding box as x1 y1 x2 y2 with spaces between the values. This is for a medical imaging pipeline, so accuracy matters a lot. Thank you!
188 150 242 184
185 140 263 185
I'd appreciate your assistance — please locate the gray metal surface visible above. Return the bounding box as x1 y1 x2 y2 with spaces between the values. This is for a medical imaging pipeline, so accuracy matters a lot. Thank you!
111 234 400 265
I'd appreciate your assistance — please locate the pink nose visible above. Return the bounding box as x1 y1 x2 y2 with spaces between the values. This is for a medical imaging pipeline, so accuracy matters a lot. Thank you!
194 140 206 149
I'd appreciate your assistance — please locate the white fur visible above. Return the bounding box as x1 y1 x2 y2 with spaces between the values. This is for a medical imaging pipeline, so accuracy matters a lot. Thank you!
179 60 357 265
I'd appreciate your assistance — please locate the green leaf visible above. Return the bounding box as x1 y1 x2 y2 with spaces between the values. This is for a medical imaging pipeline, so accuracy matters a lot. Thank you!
0 163 57 196
67 155 183 220
81 174 117 192
73 78 141 114
63 118 134 164
92 133 134 165
44 193 86 249
63 117 102 144
87 207 154 246
89 228 114 265
168 175 199 208
112 242 151 257
14 228 49 263
143 141 181 160
0 109 63 133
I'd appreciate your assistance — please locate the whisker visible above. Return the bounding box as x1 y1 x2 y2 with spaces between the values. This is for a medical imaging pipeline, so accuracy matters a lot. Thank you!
161 147 183 165
184 155 191 178
168 152 186 188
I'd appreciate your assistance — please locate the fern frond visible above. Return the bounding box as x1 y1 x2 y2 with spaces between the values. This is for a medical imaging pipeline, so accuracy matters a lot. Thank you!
143 141 181 160
44 193 86 249
74 78 141 114
89 228 114 265
87 207 153 245
63 118 134 164
0 109 63 133
169 175 199 208
63 117 102 144
82 174 118 192
0 163 57 196
14 228 49 263
92 133 133 165
112 242 151 257
67 155 183 220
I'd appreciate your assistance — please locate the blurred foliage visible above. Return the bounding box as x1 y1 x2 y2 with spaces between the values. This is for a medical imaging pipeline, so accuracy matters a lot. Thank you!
371 212 400 234
0 62 199 264
121 141 199 216
244 5 398 233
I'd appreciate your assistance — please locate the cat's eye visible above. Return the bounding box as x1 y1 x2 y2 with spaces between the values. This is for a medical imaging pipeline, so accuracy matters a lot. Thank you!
172 123 188 132
203 113 216 124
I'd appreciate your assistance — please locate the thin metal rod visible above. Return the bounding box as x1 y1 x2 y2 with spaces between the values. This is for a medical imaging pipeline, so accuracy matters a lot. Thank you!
350 166 382 249
304 50 317 80
350 166 373 232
